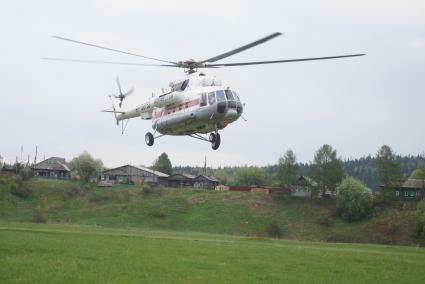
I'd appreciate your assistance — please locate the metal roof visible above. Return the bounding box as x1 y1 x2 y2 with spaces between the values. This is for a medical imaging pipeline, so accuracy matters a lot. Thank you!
33 157 70 172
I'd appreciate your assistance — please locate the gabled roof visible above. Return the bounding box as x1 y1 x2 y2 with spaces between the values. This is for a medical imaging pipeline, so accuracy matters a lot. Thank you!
138 165 169 177
33 157 70 172
1 164 16 171
167 173 195 180
297 175 318 186
194 175 219 182
103 165 169 177
402 178 425 189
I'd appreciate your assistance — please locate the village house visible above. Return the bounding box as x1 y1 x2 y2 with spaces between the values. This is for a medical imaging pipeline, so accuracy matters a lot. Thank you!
33 157 70 179
393 178 425 200
0 164 17 176
291 176 318 198
193 175 219 189
165 173 196 187
102 165 168 185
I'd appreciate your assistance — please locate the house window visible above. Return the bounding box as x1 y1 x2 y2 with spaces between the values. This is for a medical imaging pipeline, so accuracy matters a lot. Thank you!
410 191 416 197
404 191 408 197
395 190 399 197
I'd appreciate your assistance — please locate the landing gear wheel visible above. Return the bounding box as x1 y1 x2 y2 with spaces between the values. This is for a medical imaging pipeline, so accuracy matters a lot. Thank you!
209 132 216 143
211 133 221 150
145 132 154 146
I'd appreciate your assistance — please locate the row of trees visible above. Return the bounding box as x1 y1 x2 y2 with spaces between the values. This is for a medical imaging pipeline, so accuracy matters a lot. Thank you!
233 144 425 192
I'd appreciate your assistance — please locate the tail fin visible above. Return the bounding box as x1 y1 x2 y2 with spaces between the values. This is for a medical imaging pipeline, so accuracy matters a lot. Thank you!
102 97 124 125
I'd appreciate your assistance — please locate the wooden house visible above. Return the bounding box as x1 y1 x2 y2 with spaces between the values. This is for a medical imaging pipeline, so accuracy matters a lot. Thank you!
393 178 425 200
33 157 70 179
291 176 318 198
165 173 196 187
193 175 219 189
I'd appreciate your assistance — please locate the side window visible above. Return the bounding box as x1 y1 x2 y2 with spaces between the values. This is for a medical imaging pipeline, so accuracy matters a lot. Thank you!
208 92 216 105
181 79 189 91
233 91 240 101
216 90 226 102
200 93 207 107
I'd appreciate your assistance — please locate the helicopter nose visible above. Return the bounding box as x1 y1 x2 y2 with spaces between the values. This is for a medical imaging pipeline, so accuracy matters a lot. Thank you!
225 108 238 119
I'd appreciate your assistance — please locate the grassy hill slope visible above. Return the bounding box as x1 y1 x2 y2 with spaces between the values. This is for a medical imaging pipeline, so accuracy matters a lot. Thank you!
0 179 420 245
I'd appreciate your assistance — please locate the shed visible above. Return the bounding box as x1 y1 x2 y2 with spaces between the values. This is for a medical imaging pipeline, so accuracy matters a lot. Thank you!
102 165 168 184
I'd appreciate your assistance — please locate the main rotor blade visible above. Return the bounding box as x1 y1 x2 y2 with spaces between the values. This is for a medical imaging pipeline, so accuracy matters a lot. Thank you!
196 32 282 65
41 57 178 67
52 36 178 65
204 54 366 67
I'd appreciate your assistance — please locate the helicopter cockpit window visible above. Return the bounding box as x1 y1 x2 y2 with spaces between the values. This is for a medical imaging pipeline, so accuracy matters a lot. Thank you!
225 89 234 101
215 90 226 102
200 93 207 107
232 91 240 102
208 92 216 105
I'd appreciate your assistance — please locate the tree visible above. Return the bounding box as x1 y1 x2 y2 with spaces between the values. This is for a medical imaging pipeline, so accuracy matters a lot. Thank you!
152 152 172 175
69 151 103 182
309 144 344 196
276 149 299 187
410 163 425 180
375 145 402 199
336 177 373 222
235 167 266 186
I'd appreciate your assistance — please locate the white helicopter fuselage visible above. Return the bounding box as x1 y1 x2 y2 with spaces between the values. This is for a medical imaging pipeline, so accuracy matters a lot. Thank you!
116 73 243 136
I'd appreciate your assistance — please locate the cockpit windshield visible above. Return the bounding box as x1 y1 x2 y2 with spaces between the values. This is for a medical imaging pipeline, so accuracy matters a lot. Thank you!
215 90 226 102
225 90 234 101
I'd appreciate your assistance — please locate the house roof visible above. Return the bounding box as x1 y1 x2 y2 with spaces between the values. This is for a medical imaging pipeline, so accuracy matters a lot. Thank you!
138 166 169 177
297 175 318 186
33 157 70 172
1 164 16 171
402 178 425 189
194 175 219 182
167 173 196 180
103 165 169 177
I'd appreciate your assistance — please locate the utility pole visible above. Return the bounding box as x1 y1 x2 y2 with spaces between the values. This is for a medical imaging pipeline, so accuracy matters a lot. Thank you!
203 156 207 175
33 145 38 166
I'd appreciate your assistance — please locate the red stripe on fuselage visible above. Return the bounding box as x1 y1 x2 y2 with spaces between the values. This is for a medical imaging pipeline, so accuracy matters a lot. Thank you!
153 98 201 119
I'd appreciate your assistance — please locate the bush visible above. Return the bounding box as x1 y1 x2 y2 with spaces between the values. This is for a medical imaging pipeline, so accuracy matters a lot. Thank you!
317 211 333 226
336 177 373 222
89 192 110 203
141 185 152 195
415 200 425 240
146 207 167 218
265 222 283 238
32 208 46 223
64 187 87 198
326 233 360 243
370 210 403 244
10 182 32 199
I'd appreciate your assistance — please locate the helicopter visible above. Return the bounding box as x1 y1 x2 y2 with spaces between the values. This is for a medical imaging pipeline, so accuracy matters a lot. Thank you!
44 32 364 150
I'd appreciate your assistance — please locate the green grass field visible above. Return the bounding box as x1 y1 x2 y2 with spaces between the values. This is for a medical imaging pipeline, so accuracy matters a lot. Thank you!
1 179 424 283
1 222 425 283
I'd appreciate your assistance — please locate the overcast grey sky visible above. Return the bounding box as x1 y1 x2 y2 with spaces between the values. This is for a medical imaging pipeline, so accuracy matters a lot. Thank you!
1 0 424 168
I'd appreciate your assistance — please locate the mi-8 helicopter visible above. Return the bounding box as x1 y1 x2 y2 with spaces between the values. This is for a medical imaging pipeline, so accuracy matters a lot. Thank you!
45 32 364 150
